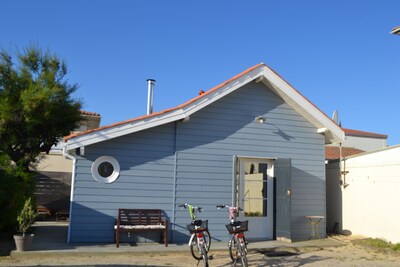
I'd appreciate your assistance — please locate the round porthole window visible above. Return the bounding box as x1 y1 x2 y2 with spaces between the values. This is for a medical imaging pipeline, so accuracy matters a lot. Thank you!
91 156 120 183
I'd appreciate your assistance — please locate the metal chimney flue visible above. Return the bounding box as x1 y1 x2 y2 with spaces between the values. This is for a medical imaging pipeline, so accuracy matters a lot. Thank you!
146 79 156 115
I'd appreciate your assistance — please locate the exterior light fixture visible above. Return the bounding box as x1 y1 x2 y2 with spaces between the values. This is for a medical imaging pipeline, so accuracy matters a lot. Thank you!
390 26 400 35
255 115 266 124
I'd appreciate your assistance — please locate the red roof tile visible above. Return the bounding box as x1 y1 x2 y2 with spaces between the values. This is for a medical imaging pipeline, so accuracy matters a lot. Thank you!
342 128 387 139
64 64 263 141
80 110 101 117
325 146 365 160
65 63 344 144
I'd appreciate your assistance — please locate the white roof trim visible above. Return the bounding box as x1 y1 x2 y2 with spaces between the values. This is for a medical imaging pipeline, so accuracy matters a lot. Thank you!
64 109 186 151
64 64 344 151
345 144 400 159
180 67 264 115
260 67 344 144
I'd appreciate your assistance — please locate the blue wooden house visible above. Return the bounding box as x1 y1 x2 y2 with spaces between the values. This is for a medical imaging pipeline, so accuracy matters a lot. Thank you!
63 63 344 244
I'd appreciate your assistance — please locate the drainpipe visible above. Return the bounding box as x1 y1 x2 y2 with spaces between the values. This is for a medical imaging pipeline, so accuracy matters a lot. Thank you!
339 143 349 188
62 145 76 243
147 79 156 115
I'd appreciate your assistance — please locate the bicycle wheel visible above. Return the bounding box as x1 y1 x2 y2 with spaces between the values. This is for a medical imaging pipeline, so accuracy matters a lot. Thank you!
201 242 209 267
238 240 248 267
190 234 202 260
228 235 239 262
190 229 211 260
203 229 211 252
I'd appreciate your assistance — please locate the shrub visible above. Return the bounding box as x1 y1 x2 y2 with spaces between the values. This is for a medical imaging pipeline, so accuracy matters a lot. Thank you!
0 155 36 231
17 197 38 236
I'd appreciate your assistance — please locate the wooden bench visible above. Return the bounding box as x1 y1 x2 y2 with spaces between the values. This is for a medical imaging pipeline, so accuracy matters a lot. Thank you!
37 206 52 220
56 210 70 222
114 209 168 247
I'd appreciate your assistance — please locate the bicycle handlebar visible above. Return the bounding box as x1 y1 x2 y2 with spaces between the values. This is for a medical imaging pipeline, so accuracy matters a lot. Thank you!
216 204 243 211
179 203 203 222
216 204 244 222
179 203 202 210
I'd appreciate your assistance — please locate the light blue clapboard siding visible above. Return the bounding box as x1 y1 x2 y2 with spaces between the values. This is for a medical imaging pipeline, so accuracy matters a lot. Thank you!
70 80 326 243
174 81 325 242
69 123 176 243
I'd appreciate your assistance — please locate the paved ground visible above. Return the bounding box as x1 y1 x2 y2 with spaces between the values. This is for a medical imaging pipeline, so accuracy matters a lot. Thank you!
1 222 399 266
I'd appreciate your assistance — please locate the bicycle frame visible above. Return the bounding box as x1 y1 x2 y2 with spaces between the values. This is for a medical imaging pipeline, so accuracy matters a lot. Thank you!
188 230 203 247
217 204 248 266
179 203 211 266
183 203 202 247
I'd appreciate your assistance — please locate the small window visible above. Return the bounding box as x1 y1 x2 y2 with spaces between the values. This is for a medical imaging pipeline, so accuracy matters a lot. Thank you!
91 156 120 183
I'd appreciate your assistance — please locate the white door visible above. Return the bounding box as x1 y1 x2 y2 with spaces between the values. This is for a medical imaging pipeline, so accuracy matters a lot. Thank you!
237 158 274 240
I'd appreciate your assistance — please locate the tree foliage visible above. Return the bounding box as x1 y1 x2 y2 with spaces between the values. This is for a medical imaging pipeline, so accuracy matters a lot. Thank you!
0 45 83 230
0 154 35 230
0 45 82 170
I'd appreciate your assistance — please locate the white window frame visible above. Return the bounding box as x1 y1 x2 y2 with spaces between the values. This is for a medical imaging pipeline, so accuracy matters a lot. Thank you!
91 156 120 183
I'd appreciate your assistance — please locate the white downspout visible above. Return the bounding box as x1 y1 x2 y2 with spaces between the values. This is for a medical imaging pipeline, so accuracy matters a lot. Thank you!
63 145 76 243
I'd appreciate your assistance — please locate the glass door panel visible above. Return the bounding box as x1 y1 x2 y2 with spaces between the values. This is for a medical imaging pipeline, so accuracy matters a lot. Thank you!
237 158 273 240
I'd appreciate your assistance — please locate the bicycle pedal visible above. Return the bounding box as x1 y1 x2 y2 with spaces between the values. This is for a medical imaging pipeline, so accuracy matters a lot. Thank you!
208 255 213 260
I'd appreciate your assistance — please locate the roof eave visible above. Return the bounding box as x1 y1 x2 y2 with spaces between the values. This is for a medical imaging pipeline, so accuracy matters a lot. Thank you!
64 65 266 151
64 63 345 151
64 108 187 151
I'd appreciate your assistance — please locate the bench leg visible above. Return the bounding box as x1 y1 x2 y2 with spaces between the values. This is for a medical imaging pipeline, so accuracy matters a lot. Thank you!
164 224 168 247
116 229 119 248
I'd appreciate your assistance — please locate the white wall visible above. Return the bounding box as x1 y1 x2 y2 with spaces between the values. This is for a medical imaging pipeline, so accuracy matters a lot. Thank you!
341 145 400 243
342 136 387 151
37 152 72 173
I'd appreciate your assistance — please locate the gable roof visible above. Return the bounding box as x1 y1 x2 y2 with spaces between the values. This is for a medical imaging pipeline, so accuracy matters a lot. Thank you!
342 128 388 139
63 63 345 152
325 146 365 160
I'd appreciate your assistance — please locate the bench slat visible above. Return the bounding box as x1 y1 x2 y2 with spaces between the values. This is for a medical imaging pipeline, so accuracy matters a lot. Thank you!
115 208 168 247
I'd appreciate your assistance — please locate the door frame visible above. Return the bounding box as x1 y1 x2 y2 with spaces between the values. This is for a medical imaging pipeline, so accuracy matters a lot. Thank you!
233 156 275 240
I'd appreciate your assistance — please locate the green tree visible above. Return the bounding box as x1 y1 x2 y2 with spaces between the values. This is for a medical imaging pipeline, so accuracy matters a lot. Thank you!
0 45 82 230
0 154 35 230
0 45 82 170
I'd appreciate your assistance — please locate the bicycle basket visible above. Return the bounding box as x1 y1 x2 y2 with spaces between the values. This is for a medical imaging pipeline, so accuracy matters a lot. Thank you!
225 220 248 234
187 220 208 233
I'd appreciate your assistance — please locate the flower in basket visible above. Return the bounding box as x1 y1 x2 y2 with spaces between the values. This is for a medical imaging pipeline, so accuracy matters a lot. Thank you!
17 197 38 237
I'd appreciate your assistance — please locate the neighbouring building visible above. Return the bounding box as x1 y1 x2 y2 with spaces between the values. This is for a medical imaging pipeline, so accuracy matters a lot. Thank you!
326 145 400 243
35 111 101 219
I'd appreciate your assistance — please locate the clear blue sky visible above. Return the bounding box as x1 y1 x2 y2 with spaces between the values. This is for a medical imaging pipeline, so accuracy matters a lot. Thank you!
1 0 399 145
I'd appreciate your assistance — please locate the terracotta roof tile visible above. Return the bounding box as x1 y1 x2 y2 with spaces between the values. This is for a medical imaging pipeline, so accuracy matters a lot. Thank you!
66 63 344 143
342 128 387 139
80 110 101 117
64 64 263 141
325 146 365 160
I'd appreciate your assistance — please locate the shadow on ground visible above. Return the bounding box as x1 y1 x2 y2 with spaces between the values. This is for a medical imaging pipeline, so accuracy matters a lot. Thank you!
251 247 333 267
0 232 14 256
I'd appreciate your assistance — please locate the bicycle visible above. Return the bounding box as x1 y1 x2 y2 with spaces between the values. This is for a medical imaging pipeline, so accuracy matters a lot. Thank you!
179 203 211 267
216 204 248 267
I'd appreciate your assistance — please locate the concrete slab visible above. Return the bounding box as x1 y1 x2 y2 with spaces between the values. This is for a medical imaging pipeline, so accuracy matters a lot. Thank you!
10 222 346 258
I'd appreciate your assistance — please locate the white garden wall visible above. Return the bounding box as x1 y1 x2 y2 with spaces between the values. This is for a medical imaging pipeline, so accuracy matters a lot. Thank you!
340 145 400 243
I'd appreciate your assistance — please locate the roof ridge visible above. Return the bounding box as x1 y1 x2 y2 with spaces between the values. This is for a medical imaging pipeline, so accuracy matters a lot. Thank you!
64 63 264 142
